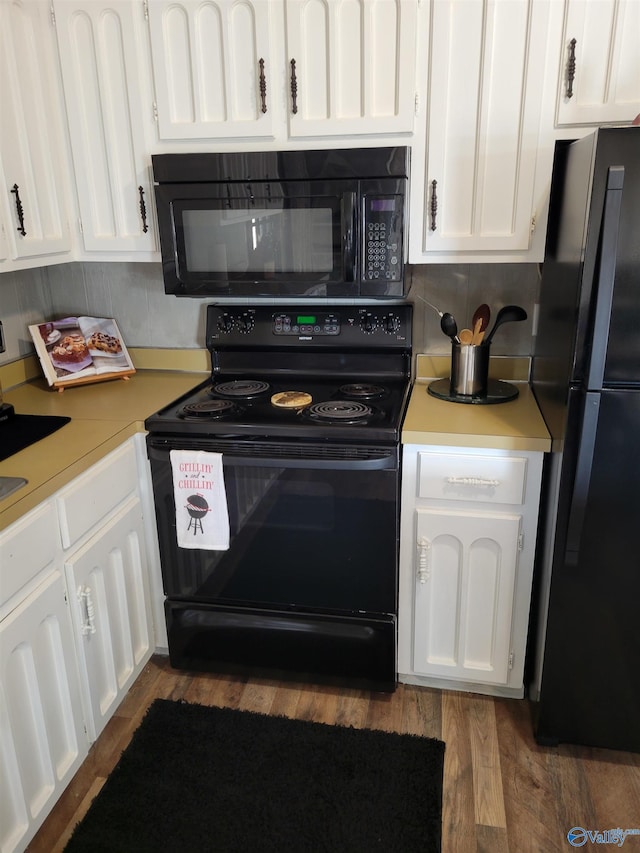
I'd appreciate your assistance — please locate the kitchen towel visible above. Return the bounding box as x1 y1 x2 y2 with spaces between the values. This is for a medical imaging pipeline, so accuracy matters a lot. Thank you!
170 450 229 550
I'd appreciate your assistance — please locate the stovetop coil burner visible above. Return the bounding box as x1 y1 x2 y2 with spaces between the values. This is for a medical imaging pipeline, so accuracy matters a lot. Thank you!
211 379 271 399
180 399 240 419
306 400 374 423
339 383 386 400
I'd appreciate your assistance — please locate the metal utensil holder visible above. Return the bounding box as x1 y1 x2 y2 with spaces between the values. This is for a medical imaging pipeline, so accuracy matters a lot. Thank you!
450 342 490 397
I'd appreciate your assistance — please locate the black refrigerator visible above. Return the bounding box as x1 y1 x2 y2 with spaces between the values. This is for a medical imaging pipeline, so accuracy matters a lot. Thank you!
530 126 640 753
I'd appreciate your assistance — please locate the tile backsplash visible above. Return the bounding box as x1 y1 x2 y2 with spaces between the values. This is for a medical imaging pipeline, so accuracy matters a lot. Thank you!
0 261 541 366
408 263 541 357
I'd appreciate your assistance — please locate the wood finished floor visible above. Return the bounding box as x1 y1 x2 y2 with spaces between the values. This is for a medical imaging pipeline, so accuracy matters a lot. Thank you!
27 655 640 853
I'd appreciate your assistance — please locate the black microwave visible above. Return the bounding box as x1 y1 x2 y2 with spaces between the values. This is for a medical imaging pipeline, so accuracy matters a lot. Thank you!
152 147 409 299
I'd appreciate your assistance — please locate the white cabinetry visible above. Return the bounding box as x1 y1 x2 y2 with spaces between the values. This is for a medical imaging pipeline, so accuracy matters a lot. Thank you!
284 0 418 138
146 0 419 142
0 435 157 851
56 437 155 741
147 0 275 140
408 0 554 263
64 498 153 741
53 0 156 257
398 445 544 697
0 0 72 270
554 0 640 127
0 503 87 853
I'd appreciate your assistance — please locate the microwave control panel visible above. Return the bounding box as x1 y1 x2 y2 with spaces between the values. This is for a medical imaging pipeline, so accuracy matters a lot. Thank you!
363 195 402 282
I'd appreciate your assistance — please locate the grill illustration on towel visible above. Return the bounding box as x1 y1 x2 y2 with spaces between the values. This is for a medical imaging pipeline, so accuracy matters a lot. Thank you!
185 494 210 534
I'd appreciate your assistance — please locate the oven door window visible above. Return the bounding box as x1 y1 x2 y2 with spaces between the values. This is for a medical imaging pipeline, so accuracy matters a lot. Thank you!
155 454 398 616
160 181 358 292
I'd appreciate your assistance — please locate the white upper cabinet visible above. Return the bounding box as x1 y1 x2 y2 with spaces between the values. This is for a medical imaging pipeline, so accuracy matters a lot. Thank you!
146 0 419 142
409 0 553 262
555 0 640 127
0 0 72 267
148 0 275 140
284 0 419 138
53 1 156 256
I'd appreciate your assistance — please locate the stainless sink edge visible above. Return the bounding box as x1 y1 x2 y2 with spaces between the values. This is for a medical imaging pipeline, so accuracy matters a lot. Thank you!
0 476 28 501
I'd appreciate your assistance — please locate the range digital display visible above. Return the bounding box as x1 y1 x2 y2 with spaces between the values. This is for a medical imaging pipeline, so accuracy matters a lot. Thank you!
297 315 316 325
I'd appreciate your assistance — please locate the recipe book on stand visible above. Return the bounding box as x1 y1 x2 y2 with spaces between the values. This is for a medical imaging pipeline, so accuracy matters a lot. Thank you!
29 317 135 391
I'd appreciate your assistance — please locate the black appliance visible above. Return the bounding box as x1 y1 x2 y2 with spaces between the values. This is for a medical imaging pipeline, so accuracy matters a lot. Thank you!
530 126 640 752
145 303 412 692
152 147 409 299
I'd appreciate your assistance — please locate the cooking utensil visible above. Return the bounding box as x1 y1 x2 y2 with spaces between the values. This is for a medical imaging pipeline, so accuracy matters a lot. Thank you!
471 303 490 344
440 312 460 344
459 328 473 345
483 305 527 346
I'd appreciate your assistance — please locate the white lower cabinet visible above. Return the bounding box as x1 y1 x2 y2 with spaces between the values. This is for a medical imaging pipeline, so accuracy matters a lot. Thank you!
65 496 154 742
0 435 158 852
0 570 88 853
398 445 544 697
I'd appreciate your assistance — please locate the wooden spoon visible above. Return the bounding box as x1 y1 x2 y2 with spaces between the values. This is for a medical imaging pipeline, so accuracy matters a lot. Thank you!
459 328 473 345
471 303 490 345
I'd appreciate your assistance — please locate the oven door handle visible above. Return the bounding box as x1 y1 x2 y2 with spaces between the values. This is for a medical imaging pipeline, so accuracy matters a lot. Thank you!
147 441 398 471
342 191 357 282
221 452 396 471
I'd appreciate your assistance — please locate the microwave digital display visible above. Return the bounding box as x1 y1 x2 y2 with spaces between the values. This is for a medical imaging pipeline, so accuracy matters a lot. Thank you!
370 199 396 212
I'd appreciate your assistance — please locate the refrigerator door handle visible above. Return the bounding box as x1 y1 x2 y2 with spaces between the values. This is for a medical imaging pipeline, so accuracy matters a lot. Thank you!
565 392 601 566
587 166 625 390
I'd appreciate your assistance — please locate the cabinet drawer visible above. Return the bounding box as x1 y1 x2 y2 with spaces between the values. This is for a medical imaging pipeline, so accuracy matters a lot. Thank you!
56 441 138 549
417 451 527 505
0 501 60 607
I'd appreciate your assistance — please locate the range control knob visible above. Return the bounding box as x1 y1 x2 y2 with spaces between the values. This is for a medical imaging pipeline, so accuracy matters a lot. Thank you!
382 313 401 334
236 313 255 333
217 314 234 333
359 312 378 334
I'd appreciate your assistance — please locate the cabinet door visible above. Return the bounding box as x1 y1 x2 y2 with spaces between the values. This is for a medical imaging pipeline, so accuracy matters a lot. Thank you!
65 497 154 742
0 0 71 264
54 0 155 253
148 0 275 140
412 506 521 685
285 0 418 137
556 0 640 126
0 570 87 853
410 0 549 258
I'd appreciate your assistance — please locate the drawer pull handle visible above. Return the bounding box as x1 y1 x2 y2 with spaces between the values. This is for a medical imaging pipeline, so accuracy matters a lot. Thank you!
78 585 96 636
446 476 500 487
417 537 431 584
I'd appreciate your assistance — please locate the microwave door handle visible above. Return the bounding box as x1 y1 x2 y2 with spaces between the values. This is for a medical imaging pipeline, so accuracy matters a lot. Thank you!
342 191 357 282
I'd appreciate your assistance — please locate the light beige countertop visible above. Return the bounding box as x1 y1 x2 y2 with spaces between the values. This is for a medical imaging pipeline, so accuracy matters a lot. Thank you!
1 348 551 531
0 368 206 530
402 355 551 452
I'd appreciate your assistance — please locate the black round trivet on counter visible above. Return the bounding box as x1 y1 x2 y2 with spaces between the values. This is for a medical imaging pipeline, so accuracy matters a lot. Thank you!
427 378 519 405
